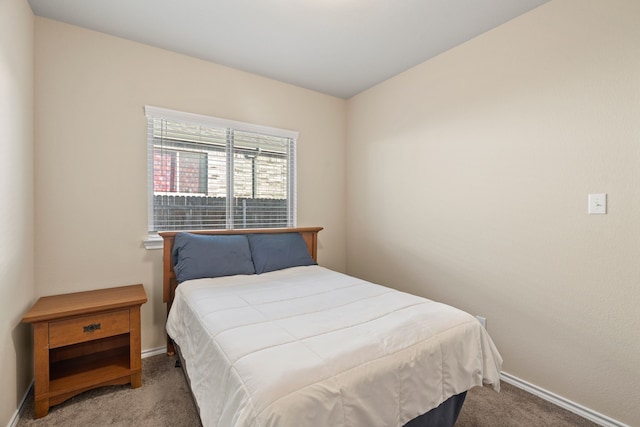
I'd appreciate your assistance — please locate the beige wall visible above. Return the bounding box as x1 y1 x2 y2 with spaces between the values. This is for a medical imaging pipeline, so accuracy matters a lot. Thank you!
34 17 347 353
0 0 35 425
347 0 639 424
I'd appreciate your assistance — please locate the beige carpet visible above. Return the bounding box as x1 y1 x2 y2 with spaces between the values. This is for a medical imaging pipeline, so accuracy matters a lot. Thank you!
17 354 599 426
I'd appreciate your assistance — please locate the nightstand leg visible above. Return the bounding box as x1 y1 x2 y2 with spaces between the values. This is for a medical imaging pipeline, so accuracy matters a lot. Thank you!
34 398 49 419
33 323 50 418
129 305 142 388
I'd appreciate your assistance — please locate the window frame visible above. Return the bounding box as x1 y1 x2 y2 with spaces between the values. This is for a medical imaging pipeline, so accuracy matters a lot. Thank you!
143 106 298 249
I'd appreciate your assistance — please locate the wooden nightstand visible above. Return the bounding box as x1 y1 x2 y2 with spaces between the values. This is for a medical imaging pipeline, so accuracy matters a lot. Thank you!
22 284 147 418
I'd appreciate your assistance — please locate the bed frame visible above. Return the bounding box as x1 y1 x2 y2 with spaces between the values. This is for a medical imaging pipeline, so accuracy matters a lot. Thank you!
159 226 323 355
159 225 468 426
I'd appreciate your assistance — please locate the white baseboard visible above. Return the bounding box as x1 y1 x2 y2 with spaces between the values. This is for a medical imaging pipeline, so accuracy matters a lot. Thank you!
6 380 33 427
500 372 630 427
142 346 167 358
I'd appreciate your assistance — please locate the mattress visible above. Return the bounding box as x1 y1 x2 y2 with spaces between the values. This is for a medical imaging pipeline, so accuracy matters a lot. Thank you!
166 265 503 427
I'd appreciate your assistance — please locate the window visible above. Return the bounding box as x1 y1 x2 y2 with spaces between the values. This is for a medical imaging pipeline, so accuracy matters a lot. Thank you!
145 106 297 243
153 149 208 194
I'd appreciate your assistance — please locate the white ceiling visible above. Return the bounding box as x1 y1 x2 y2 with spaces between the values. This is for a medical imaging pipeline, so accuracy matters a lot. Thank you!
28 0 550 99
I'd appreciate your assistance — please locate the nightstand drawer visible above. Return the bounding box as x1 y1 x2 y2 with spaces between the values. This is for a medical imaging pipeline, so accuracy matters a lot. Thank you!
49 309 130 348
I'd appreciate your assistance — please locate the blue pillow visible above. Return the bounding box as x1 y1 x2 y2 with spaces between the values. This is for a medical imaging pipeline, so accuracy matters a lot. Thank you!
247 232 317 274
172 233 255 283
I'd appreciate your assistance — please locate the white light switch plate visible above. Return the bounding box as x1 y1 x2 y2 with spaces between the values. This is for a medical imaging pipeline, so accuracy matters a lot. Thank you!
588 193 607 214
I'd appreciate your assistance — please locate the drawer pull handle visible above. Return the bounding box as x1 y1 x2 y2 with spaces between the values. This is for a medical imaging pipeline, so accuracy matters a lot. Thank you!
83 323 101 333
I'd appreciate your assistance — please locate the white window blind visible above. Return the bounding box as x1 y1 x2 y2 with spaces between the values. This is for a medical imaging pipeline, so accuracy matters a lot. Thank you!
145 106 297 233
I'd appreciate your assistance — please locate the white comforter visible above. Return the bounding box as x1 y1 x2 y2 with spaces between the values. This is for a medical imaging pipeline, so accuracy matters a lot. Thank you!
166 266 502 427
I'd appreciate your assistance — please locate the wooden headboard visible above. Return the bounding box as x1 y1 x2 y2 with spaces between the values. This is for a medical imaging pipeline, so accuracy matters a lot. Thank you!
159 227 323 354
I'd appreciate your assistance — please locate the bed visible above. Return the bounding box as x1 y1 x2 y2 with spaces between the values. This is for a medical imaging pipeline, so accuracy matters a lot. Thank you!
161 227 502 427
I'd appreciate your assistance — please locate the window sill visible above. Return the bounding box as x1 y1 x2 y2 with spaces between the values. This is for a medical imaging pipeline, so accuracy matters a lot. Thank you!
143 235 163 250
